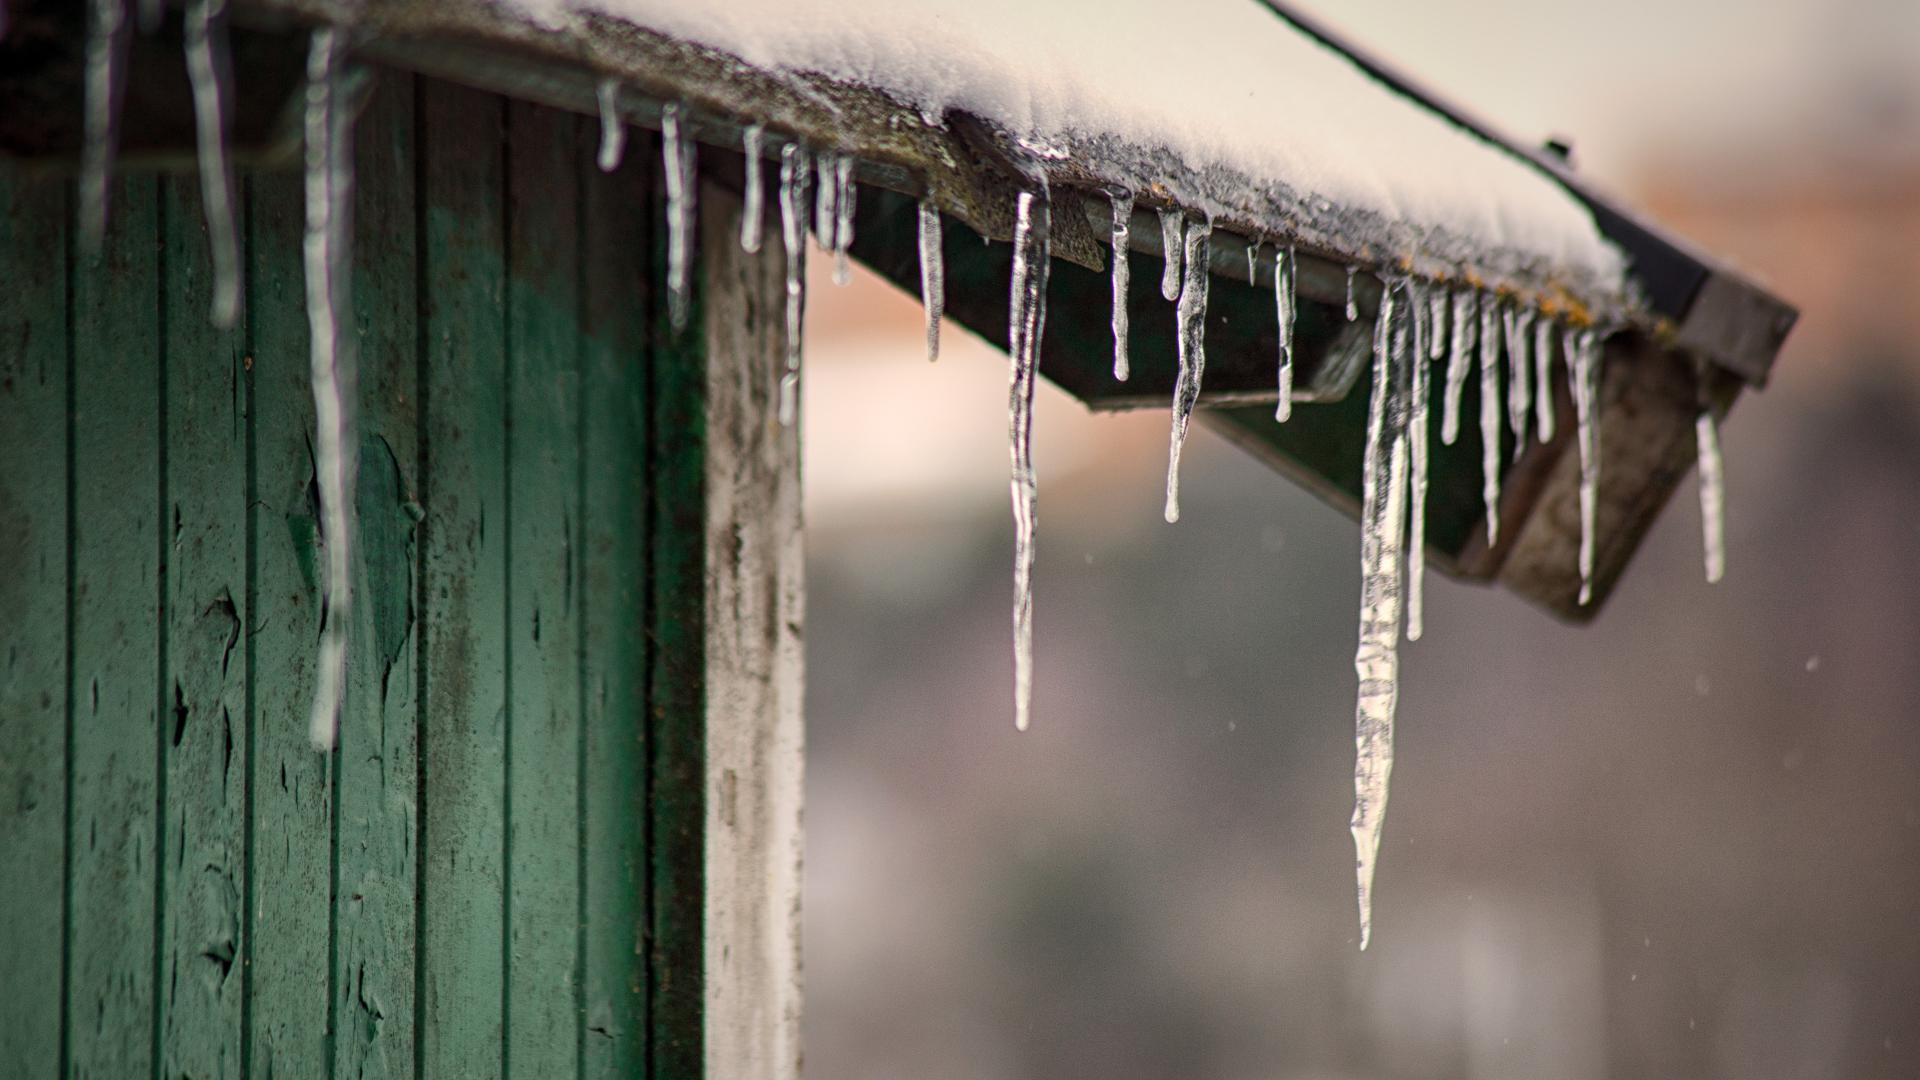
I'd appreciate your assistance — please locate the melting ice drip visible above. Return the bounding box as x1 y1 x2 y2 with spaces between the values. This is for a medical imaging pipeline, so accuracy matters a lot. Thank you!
1162 217 1213 524
661 103 697 332
1109 193 1132 382
185 0 240 328
811 150 858 286
80 0 127 251
1477 290 1505 543
1504 303 1534 439
1158 207 1183 301
1568 327 1603 603
1697 410 1726 584
1534 315 1557 442
595 77 626 173
1351 277 1410 951
302 28 359 750
1441 287 1477 446
1274 246 1296 422
740 124 765 254
1007 183 1052 732
776 142 809 425
1344 265 1359 321
918 198 943 362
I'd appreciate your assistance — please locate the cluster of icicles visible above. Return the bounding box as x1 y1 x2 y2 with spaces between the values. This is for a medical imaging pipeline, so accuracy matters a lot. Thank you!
73 7 1732 948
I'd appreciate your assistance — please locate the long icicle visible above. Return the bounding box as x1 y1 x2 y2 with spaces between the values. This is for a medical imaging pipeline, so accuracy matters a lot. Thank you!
1534 314 1557 442
1442 286 1476 445
1504 302 1533 439
1158 207 1183 301
185 0 241 327
917 197 944 362
1477 290 1504 543
832 154 856 286
1162 216 1213 524
1008 181 1052 732
662 103 696 332
1110 193 1132 381
739 124 765 253
594 77 625 172
777 143 808 425
1569 327 1603 604
1353 277 1408 950
303 27 358 749
1274 245 1296 422
1407 280 1431 642
1697 406 1726 584
80 0 128 252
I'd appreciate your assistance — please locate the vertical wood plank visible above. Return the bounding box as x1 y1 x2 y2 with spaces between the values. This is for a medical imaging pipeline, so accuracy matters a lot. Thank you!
246 163 335 1080
0 171 71 1079
700 179 806 1080
67 173 162 1080
578 126 654 1080
649 132 708 1080
502 98 585 1076
334 74 423 1080
158 171 250 1080
418 79 509 1080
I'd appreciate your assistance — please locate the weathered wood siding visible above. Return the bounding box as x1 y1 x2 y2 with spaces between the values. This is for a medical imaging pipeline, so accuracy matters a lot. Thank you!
0 69 800 1078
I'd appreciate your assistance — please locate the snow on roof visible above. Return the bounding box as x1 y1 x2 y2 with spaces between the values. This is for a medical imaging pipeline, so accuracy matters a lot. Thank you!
515 0 1627 297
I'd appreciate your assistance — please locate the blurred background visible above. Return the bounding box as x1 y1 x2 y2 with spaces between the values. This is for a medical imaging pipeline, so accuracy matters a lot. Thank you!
798 2 1920 1077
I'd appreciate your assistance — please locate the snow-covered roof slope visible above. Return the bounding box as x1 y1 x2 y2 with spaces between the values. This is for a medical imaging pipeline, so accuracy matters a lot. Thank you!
520 0 1626 299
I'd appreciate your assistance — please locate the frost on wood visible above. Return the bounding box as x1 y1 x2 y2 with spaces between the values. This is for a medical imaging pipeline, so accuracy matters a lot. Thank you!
740 123 765 252
1109 193 1132 382
303 27 358 750
662 102 697 331
777 142 808 425
185 0 240 328
1007 182 1051 732
918 197 943 362
1162 216 1212 525
595 76 625 171
1697 410 1726 584
1352 277 1408 951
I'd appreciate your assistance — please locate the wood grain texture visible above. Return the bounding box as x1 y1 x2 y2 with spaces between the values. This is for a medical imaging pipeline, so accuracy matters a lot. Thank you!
700 179 805 1080
0 169 71 1079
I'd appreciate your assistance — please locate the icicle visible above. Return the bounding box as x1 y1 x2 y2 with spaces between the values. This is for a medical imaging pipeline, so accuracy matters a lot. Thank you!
185 0 240 328
1407 281 1431 642
1345 265 1359 321
1568 327 1602 604
1162 217 1213 524
1534 315 1556 442
739 124 765 254
1246 240 1260 284
831 154 856 286
1477 291 1503 544
1426 286 1446 361
1352 277 1408 951
1697 409 1726 584
302 27 358 750
918 198 943 362
1441 287 1476 445
662 103 696 332
1274 245 1296 422
1007 181 1052 732
1504 303 1534 438
1109 193 1132 381
80 0 127 252
594 77 625 172
813 149 838 245
776 143 808 425
1158 207 1183 301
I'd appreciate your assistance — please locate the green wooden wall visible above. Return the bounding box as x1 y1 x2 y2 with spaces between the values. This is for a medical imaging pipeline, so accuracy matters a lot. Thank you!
0 72 709 1078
